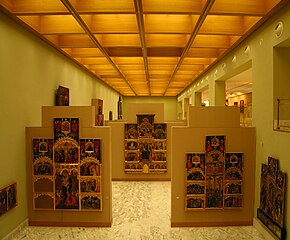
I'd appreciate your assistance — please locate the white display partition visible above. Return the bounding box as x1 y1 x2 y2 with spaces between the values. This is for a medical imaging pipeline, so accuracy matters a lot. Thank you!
106 103 185 181
26 106 112 227
171 106 256 227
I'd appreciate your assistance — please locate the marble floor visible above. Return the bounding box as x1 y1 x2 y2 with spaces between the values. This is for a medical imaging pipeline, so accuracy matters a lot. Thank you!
12 181 265 240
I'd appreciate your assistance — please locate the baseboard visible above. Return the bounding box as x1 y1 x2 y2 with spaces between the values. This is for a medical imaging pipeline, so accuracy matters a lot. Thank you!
253 218 276 240
112 178 171 181
2 218 28 240
171 220 253 227
29 221 112 227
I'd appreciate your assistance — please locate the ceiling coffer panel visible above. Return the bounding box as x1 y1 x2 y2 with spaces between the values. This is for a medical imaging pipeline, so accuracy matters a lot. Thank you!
0 0 287 96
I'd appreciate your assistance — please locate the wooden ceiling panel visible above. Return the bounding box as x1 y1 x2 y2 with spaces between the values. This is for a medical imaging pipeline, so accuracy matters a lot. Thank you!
191 35 232 48
17 15 40 31
148 57 179 65
52 34 95 48
186 48 221 58
178 65 205 71
83 14 138 33
144 14 198 33
146 34 189 47
78 57 111 65
95 34 141 47
142 0 204 13
200 15 245 35
118 65 145 71
63 48 104 57
182 57 214 65
74 0 135 13
112 57 144 65
0 0 285 96
38 15 84 34
210 0 267 15
5 0 68 14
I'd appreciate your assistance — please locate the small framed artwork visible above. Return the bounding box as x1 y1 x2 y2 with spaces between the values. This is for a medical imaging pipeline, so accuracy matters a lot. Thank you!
55 86 69 106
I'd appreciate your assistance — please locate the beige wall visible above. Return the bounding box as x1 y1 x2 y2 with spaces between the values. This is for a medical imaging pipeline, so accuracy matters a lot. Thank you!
0 11 118 238
123 97 178 121
178 3 290 235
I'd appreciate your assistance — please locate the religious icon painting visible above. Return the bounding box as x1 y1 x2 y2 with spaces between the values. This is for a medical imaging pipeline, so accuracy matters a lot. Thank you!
205 175 224 209
224 195 243 208
153 140 166 150
0 188 8 214
205 135 225 154
80 139 101 162
152 151 166 162
267 156 278 180
225 153 243 180
261 163 268 180
224 181 242 195
125 140 138 151
258 157 287 240
54 137 79 164
80 158 101 176
153 124 167 139
7 183 17 211
32 138 53 161
124 124 138 139
276 170 286 190
138 139 153 162
80 178 101 193
186 153 206 181
187 181 205 195
137 114 154 138
53 118 79 141
55 86 69 106
125 151 139 162
33 157 53 176
186 196 205 210
81 194 101 210
55 165 79 210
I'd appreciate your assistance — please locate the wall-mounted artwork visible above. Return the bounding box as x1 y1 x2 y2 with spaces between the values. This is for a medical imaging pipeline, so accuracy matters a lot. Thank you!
186 135 244 211
32 118 102 211
257 156 287 240
0 183 17 215
92 99 104 126
55 86 69 106
124 114 167 173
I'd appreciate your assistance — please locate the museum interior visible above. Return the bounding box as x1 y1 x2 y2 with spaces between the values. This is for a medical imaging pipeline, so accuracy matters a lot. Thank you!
0 0 290 239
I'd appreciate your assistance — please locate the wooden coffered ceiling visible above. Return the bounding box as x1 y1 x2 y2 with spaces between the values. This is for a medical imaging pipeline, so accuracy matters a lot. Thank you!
0 0 287 96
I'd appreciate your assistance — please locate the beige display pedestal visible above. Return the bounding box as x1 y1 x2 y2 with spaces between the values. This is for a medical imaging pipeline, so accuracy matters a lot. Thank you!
106 103 185 181
26 106 112 227
171 106 256 227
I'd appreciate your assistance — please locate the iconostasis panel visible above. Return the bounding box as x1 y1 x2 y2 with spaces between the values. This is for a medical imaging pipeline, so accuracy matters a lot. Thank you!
185 135 244 211
32 118 102 211
124 114 167 174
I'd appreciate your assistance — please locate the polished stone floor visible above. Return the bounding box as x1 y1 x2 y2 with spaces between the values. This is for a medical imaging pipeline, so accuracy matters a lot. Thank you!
12 181 265 240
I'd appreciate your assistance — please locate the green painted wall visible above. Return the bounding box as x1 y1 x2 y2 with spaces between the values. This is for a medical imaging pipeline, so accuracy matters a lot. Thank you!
123 96 177 121
179 3 290 237
0 11 119 238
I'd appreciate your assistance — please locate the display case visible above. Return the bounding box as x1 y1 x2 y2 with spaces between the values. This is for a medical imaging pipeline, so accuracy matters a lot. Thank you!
274 99 290 132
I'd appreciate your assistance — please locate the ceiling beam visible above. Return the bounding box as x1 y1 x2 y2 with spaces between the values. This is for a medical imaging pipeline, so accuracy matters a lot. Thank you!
134 0 151 96
163 0 216 96
60 0 137 96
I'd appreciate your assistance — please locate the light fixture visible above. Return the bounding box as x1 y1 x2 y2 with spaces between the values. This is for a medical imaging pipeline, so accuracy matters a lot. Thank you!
274 21 283 38
232 55 237 63
244 45 250 57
